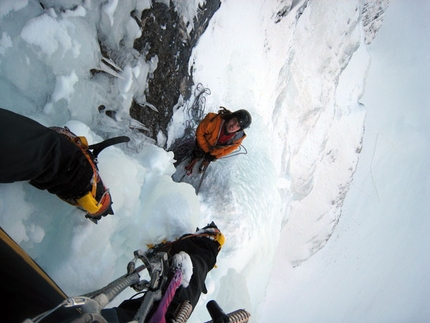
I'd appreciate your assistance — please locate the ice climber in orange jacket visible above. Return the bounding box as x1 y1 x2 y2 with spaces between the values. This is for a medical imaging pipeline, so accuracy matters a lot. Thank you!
185 107 252 173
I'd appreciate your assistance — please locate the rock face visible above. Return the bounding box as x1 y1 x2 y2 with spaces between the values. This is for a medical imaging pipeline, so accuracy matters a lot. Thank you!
130 0 221 143
362 0 391 45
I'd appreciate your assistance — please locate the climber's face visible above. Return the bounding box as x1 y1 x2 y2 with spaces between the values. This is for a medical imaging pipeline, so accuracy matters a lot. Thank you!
225 118 240 133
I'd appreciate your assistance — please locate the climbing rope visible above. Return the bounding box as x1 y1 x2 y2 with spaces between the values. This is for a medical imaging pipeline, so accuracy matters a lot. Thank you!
181 82 211 142
169 83 211 165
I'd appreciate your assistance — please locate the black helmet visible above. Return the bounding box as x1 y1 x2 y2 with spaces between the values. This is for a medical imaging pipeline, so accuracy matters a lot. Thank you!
231 109 252 129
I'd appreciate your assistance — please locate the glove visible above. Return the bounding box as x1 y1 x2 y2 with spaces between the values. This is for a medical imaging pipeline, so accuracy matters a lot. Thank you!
172 251 193 288
204 152 216 162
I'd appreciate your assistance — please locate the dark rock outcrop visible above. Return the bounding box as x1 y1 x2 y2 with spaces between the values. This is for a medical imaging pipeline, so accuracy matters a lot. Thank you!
130 0 221 144
362 0 390 45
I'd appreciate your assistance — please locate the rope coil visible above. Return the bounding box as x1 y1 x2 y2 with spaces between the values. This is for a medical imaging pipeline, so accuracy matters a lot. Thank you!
169 83 211 165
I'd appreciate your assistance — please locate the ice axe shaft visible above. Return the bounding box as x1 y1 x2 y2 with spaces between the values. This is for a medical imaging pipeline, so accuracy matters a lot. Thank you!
196 162 210 195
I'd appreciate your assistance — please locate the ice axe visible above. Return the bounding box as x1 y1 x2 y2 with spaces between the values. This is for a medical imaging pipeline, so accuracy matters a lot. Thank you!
196 161 210 195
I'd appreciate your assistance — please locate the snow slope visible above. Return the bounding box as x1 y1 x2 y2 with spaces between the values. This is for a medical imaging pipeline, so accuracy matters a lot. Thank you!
262 0 430 322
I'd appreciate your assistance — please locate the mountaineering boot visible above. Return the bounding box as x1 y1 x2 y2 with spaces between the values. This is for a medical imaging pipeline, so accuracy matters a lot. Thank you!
50 126 121 223
0 109 130 224
185 158 198 175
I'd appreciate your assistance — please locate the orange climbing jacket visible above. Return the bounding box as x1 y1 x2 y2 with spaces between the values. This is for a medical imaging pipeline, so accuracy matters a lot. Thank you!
195 109 246 159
